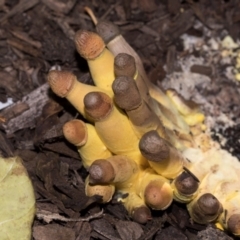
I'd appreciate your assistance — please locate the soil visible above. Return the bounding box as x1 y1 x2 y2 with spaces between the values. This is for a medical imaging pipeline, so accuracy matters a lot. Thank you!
0 0 240 239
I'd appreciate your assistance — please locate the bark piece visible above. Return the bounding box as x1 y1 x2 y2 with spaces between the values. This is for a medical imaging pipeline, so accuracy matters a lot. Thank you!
1 83 50 135
115 220 143 240
33 224 75 240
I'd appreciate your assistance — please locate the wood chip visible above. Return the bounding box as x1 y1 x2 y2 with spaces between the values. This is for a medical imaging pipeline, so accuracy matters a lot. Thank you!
115 220 143 240
33 224 75 240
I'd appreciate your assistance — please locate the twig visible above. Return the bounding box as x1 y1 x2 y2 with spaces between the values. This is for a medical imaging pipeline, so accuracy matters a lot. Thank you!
36 208 104 223
0 0 39 24
84 6 98 25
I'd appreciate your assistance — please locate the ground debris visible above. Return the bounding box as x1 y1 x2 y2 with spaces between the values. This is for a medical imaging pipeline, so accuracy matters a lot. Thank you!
0 0 240 239
197 225 233 240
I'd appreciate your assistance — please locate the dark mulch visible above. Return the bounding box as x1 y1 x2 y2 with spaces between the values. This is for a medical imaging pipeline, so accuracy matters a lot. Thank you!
0 0 240 239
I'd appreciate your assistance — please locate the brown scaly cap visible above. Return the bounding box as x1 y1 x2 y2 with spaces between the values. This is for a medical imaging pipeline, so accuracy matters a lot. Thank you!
197 193 222 216
132 206 152 224
75 30 105 60
174 171 199 195
112 76 141 111
96 20 120 44
191 193 223 224
89 159 115 184
47 70 75 98
228 214 240 236
84 92 113 121
114 53 136 78
144 180 172 210
63 120 87 146
139 130 170 162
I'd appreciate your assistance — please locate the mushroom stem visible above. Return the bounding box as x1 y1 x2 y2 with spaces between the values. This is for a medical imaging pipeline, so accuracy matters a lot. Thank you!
114 53 153 109
113 53 173 127
85 176 115 203
96 21 149 85
47 70 105 118
74 30 115 95
112 75 167 140
166 89 205 126
113 54 190 148
63 120 112 168
96 21 191 136
148 84 190 134
83 91 148 167
139 130 184 179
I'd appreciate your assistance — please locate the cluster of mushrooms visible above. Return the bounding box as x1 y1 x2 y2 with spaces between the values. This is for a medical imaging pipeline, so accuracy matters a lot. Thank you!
47 20 240 236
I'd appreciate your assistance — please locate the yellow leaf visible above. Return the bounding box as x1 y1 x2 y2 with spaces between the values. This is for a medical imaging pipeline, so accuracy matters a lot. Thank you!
0 156 35 240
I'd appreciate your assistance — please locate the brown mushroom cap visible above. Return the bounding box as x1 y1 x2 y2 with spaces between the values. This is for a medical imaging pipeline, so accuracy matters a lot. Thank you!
84 91 113 121
197 193 221 215
144 180 173 210
48 70 75 98
139 130 170 162
63 120 87 146
228 214 240 236
132 206 152 224
114 53 136 78
89 159 115 184
190 193 223 224
112 76 141 111
75 30 105 60
174 171 199 195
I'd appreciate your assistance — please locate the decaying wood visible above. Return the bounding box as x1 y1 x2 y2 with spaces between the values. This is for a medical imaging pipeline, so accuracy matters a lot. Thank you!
0 83 50 135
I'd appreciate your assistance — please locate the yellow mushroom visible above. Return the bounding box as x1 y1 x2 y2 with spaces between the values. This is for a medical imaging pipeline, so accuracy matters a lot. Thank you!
83 91 148 168
46 19 240 237
88 155 139 186
74 30 115 95
95 21 190 136
139 130 184 179
112 75 167 140
121 192 151 224
187 193 223 224
135 168 173 210
47 70 107 118
171 170 199 203
96 20 149 85
63 119 112 168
